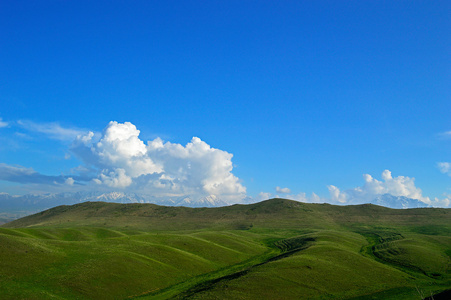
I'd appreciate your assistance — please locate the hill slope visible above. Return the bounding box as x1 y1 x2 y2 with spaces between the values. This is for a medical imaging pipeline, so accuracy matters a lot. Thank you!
1 198 450 299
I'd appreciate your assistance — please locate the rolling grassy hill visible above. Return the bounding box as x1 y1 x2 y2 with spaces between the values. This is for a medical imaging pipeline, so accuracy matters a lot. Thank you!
1 198 450 299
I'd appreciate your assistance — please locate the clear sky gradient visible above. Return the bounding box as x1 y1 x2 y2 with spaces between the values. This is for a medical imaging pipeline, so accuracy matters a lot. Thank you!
0 1 450 205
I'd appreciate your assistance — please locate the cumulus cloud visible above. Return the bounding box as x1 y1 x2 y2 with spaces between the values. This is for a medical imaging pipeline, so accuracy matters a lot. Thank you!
0 118 8 128
255 192 273 201
276 186 291 194
437 195 451 207
257 170 450 207
17 120 89 141
94 168 132 188
70 121 246 202
0 163 69 185
72 122 162 183
327 185 348 203
327 170 431 205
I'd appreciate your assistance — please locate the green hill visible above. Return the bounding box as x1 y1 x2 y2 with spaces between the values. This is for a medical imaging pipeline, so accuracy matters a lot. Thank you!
1 198 450 299
5 198 450 230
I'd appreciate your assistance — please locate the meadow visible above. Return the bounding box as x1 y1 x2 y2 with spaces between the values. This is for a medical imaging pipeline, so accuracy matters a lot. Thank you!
1 199 450 299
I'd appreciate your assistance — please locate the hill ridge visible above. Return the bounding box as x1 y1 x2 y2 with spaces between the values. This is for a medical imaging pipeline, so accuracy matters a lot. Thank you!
3 198 449 230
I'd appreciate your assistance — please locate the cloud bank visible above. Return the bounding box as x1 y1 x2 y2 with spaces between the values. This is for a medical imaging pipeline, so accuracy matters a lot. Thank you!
259 170 450 207
0 163 73 185
328 170 431 204
70 121 246 202
2 119 450 207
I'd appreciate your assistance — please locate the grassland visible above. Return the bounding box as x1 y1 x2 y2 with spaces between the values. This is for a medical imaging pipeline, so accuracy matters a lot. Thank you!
1 198 450 299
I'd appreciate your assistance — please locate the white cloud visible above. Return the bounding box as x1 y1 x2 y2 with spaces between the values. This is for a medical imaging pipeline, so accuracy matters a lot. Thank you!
3 120 245 202
0 118 8 128
284 192 308 202
17 120 89 141
327 185 348 203
91 121 162 178
256 192 272 201
146 136 246 200
71 121 246 202
97 168 132 188
0 163 70 185
310 192 322 203
439 196 451 207
437 162 451 175
328 170 431 205
70 165 92 175
257 170 449 207
275 186 291 194
430 195 450 207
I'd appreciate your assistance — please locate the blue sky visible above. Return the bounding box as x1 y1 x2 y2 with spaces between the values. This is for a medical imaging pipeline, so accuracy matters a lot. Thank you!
0 1 450 206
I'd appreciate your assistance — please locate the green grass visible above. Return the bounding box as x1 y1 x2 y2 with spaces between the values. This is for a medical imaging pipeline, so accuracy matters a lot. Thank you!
0 227 270 299
0 198 450 299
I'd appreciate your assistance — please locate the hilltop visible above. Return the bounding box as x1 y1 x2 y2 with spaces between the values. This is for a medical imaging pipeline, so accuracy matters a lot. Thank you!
4 198 449 230
0 191 434 220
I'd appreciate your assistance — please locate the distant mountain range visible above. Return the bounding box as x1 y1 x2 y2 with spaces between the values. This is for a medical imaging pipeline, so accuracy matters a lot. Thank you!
368 194 430 209
0 191 250 214
0 191 430 216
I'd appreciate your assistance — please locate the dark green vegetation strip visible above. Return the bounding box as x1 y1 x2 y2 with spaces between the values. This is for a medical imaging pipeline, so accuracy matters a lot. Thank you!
168 237 315 299
358 230 443 278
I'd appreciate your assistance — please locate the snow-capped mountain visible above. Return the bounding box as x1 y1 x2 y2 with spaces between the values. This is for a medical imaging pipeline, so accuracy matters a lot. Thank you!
0 191 433 220
177 195 231 207
367 194 430 209
0 191 238 213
